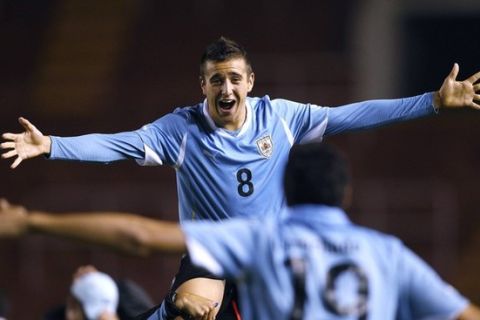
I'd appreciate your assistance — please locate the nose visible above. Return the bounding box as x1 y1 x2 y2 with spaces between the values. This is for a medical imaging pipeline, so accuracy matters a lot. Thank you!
221 80 233 95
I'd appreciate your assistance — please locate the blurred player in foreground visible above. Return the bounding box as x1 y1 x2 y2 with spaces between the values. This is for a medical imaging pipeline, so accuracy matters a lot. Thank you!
1 143 480 319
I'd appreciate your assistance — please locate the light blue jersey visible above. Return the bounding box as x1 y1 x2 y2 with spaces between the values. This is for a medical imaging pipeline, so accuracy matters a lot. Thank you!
183 205 468 320
50 93 435 222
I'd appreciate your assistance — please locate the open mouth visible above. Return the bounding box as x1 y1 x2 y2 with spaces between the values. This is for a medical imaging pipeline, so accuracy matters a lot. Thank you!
218 99 236 111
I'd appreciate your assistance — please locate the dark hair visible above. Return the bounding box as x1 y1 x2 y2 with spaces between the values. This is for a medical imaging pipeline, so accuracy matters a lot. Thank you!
284 143 350 207
200 37 253 76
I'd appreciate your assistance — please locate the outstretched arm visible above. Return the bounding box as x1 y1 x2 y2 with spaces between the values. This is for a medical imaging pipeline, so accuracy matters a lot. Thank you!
1 117 51 169
324 64 480 136
1 118 147 169
0 199 185 256
0 199 219 319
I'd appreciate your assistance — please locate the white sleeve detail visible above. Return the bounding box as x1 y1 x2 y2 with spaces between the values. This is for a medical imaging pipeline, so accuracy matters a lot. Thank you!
299 117 328 144
186 237 223 276
174 133 188 169
135 144 163 166
280 118 294 146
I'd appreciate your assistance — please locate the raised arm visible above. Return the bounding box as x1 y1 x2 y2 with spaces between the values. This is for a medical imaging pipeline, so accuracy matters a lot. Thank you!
324 64 480 136
0 199 185 256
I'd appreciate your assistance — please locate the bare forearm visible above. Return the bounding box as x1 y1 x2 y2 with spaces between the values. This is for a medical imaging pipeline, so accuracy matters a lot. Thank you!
27 211 186 256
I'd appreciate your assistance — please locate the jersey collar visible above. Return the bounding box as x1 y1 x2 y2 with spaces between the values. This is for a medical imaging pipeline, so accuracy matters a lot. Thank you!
202 98 252 137
286 205 351 226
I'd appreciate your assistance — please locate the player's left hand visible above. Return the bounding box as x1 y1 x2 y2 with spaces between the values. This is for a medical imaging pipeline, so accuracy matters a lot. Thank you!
435 63 480 109
0 198 29 237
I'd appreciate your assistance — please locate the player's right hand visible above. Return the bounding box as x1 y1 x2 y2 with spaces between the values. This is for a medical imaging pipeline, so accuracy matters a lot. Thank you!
1 117 51 169
0 198 29 237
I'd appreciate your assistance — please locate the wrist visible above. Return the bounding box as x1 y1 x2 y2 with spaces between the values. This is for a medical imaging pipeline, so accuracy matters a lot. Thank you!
433 91 442 110
42 136 52 155
28 212 49 234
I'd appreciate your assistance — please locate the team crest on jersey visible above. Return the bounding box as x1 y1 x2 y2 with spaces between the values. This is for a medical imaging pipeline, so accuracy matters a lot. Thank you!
256 135 273 158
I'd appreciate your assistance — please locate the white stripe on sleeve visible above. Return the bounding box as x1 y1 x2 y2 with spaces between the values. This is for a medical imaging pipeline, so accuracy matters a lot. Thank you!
280 118 294 146
186 237 223 276
135 144 163 166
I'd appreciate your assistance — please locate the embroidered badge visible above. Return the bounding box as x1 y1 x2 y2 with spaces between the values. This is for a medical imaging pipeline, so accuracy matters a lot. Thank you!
256 135 273 158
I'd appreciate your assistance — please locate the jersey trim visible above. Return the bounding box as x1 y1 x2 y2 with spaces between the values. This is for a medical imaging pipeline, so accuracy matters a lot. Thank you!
186 237 223 276
201 99 253 138
174 133 188 169
136 144 163 166
280 118 294 146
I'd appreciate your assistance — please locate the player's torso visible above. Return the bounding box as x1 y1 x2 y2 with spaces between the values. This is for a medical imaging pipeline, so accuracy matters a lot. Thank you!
177 98 292 221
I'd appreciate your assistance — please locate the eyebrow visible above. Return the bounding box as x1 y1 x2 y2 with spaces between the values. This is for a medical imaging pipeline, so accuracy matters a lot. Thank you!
209 71 243 79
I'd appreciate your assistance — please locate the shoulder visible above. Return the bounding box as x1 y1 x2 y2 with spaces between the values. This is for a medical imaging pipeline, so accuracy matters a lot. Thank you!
354 226 405 259
248 95 303 109
248 95 306 120
171 103 204 121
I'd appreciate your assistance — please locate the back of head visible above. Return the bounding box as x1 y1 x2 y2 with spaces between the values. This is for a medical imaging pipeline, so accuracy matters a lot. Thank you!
284 143 349 207
199 37 252 77
70 271 119 320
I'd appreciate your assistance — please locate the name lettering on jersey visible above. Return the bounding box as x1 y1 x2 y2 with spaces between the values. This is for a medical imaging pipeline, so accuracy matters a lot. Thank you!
287 238 358 254
322 238 358 254
256 135 273 158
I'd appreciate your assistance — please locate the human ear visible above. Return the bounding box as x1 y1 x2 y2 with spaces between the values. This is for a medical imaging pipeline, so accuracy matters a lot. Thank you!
199 76 206 95
247 72 255 92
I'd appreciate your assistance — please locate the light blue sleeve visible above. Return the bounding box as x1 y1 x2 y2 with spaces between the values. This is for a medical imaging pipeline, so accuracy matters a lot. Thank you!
182 219 262 278
49 111 188 166
325 92 436 136
396 245 468 319
49 131 145 163
134 112 188 167
269 98 329 144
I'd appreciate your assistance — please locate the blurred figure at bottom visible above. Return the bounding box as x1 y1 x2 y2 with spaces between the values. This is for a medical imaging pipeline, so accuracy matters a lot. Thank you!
45 265 119 320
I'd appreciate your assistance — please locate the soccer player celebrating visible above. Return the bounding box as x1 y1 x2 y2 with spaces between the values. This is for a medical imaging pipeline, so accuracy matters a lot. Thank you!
2 37 480 319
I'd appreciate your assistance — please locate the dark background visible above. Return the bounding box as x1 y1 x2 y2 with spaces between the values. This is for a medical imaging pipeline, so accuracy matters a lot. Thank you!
0 0 479 318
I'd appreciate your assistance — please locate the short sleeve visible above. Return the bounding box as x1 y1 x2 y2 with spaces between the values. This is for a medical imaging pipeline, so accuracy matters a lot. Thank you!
182 219 262 278
396 245 468 319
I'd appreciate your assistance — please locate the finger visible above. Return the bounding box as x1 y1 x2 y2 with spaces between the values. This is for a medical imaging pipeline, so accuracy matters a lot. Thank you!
474 94 480 101
0 198 9 210
474 84 480 92
2 149 18 159
1 142 16 150
448 63 459 80
469 101 480 110
11 157 22 169
202 310 211 320
2 133 19 141
19 117 41 135
207 307 216 320
467 70 480 84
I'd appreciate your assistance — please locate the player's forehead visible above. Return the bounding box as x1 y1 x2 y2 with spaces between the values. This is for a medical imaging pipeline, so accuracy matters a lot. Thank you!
203 58 249 78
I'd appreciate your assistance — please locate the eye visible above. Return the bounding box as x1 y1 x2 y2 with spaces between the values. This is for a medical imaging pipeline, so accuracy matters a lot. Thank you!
231 76 242 84
210 77 223 86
